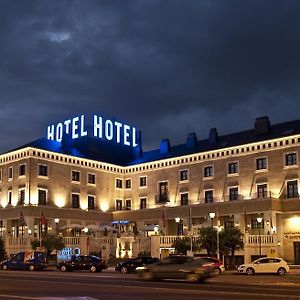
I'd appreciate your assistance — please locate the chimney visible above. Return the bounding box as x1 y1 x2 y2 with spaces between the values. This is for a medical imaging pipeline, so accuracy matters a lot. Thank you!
209 128 218 144
186 132 197 148
254 116 270 135
160 139 170 154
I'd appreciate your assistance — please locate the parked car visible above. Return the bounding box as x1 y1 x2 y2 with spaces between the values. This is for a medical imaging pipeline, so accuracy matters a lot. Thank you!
237 257 289 276
136 255 215 283
115 256 159 274
200 257 225 274
57 255 108 272
0 251 48 271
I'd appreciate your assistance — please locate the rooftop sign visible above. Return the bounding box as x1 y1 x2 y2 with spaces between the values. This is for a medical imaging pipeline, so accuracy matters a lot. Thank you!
47 114 139 147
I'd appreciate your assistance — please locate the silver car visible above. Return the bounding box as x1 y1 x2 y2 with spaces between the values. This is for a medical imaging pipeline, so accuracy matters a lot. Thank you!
136 255 214 283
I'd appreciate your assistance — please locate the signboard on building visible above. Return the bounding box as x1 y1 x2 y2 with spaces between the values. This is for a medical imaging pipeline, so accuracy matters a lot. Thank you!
47 114 139 148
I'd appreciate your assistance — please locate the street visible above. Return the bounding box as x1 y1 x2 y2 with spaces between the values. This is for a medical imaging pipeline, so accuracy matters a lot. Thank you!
0 270 300 300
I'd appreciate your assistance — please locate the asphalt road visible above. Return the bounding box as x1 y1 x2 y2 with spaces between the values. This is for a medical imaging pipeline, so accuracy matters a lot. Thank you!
0 270 300 300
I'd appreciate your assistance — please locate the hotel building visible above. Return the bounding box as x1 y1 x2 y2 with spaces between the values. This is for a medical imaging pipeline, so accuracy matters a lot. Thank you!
0 115 300 264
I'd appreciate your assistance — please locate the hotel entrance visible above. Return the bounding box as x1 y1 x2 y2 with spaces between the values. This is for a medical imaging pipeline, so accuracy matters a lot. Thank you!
294 242 300 265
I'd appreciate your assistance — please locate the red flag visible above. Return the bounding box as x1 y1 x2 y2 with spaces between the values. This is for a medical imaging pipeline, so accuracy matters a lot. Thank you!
40 211 47 225
19 211 27 227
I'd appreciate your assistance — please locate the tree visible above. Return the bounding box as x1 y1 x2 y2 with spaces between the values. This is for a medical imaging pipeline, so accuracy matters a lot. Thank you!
194 227 217 256
172 237 191 255
0 236 7 261
31 234 65 258
219 227 244 265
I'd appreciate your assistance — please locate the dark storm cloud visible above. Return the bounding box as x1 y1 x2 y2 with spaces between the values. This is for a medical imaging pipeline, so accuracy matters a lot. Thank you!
1 0 300 152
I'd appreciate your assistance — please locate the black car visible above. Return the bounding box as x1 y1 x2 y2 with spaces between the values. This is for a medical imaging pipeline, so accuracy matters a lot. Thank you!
115 256 159 274
57 255 108 272
136 255 215 283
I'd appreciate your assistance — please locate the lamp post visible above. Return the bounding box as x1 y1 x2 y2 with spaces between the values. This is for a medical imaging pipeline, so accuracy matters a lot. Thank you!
54 218 60 235
209 212 215 257
257 217 263 257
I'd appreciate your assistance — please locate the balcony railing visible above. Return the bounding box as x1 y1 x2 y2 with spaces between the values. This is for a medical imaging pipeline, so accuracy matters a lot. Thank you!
251 191 273 199
246 234 276 245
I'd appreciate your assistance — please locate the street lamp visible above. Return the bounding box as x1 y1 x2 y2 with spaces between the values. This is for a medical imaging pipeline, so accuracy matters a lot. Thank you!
257 217 263 257
54 218 60 235
209 212 215 257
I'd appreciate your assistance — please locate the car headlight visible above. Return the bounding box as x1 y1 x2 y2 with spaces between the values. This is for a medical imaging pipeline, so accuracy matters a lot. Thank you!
136 266 146 271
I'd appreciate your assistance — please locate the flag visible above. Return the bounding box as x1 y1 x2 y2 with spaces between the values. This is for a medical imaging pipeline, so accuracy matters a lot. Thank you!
19 211 27 227
40 211 47 225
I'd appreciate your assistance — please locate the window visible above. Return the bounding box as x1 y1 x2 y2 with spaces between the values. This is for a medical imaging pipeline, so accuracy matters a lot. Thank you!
18 189 25 205
228 162 238 174
0 169 2 181
256 158 267 170
88 195 95 210
116 199 122 211
8 190 12 205
224 221 234 229
257 184 268 198
180 170 188 181
8 167 13 180
205 190 213 203
140 176 147 187
38 165 48 177
287 180 298 198
19 164 26 177
125 179 131 189
140 198 147 209
116 179 123 189
251 219 264 229
71 194 80 208
72 171 80 182
204 166 213 178
229 187 239 201
38 189 47 205
125 199 131 210
180 193 189 205
87 174 96 185
157 181 169 203
286 153 297 166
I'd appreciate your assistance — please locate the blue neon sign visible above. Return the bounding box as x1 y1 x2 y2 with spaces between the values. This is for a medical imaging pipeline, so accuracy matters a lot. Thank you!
47 114 139 148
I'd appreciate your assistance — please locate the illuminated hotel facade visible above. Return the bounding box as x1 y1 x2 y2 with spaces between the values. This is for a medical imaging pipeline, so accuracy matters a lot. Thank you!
0 115 300 264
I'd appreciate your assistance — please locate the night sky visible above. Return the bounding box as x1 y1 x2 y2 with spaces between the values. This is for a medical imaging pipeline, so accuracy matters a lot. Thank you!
1 0 300 153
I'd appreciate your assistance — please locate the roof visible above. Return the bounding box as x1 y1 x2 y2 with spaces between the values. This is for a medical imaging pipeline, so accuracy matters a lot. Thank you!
5 117 300 166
